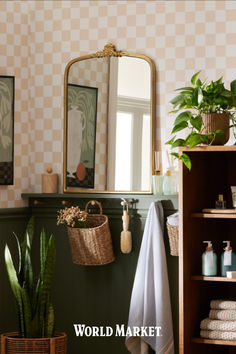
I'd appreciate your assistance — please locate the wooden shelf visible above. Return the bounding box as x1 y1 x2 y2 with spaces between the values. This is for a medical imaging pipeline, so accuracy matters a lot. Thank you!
191 276 236 282
180 145 236 152
192 337 236 346
191 212 236 219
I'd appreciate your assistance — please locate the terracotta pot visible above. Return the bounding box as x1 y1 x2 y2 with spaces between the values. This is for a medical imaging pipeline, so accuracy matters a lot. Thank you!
202 113 230 145
0 332 67 354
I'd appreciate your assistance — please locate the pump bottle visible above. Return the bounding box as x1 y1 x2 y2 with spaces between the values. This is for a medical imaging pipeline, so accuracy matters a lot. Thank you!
221 241 236 276
202 241 217 276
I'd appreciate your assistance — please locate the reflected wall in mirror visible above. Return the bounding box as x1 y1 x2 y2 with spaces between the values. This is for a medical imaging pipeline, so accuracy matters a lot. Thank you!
63 44 155 193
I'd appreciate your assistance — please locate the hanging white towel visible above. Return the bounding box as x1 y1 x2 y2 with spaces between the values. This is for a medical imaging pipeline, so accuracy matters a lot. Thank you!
125 201 175 354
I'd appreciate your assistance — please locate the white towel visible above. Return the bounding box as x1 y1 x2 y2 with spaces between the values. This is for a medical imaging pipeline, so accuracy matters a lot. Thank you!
167 212 179 227
125 202 174 354
210 300 236 310
200 318 236 331
209 310 236 321
200 330 236 341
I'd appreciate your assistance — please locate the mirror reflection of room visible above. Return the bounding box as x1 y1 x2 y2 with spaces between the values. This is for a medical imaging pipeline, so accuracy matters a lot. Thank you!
65 46 154 193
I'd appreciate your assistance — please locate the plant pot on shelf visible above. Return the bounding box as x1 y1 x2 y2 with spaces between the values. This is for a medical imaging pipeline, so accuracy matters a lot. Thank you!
202 112 230 145
0 332 67 354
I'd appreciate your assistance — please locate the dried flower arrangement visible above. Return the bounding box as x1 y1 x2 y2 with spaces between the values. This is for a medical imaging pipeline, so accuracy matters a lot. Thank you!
57 206 89 228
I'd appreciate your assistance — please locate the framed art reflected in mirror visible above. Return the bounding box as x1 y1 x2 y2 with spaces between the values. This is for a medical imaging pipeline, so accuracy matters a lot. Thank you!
0 75 14 185
63 44 156 194
67 84 98 189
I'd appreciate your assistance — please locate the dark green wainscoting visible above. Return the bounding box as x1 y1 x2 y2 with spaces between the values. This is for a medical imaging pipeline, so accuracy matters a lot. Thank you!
1 194 178 354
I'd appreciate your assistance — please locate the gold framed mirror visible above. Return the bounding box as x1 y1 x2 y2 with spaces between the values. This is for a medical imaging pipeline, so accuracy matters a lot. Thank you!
63 43 155 194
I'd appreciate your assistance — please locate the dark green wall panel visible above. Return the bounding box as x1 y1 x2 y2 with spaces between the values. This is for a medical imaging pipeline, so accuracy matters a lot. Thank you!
0 194 178 354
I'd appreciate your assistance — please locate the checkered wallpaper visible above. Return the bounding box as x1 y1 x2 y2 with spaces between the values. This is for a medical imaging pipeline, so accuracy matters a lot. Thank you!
1 0 236 207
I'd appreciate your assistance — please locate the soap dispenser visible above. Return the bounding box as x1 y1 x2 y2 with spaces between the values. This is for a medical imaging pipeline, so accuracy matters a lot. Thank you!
221 241 236 276
202 241 217 276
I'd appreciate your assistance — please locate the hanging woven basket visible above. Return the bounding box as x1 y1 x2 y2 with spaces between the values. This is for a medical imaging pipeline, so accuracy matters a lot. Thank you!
0 332 67 354
67 200 115 266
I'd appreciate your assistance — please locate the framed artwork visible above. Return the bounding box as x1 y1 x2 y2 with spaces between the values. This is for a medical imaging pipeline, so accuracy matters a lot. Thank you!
0 76 14 185
65 84 98 189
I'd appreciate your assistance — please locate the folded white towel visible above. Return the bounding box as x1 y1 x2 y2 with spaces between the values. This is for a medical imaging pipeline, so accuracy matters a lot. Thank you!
210 300 236 310
167 212 179 227
200 318 236 331
209 310 236 321
200 330 236 341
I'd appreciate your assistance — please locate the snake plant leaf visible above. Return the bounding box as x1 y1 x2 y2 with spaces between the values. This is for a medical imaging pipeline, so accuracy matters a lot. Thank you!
45 300 55 338
23 237 34 305
25 216 34 248
21 286 32 338
13 232 22 276
40 228 47 279
191 71 201 85
5 245 25 337
39 235 56 337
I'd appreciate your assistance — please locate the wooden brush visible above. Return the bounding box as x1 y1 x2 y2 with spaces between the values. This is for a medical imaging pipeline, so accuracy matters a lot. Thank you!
121 209 132 254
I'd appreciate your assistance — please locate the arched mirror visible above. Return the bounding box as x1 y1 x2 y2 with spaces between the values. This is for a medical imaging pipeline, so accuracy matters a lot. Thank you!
63 44 155 193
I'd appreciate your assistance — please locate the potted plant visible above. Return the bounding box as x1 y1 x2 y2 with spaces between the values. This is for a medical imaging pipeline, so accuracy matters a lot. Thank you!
1 217 67 354
166 71 236 169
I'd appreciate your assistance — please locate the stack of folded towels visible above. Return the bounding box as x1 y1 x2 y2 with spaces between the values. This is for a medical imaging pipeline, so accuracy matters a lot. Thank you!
200 300 236 340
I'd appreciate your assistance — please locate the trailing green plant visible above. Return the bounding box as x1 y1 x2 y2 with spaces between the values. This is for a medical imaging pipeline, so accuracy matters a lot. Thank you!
166 71 236 170
4 217 56 338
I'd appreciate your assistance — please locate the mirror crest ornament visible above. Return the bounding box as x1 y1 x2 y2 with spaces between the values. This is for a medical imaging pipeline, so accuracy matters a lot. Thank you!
63 43 156 194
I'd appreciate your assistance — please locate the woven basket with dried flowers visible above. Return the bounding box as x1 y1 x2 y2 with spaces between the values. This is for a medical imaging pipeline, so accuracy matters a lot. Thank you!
57 201 115 266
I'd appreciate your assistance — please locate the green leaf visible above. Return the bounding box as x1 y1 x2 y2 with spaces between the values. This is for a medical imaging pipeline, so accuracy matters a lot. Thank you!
13 232 22 275
214 129 226 144
5 245 25 337
187 134 202 148
191 71 201 85
180 153 191 170
174 111 191 126
175 86 194 92
165 136 176 145
190 115 203 132
171 152 180 159
200 134 210 144
170 94 185 107
171 120 188 134
40 228 47 280
231 79 236 93
21 286 32 337
45 302 54 338
192 87 199 106
171 139 186 148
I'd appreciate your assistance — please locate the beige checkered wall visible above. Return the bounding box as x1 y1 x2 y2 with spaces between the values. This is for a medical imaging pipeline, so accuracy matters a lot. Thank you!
1 0 236 207
0 1 29 208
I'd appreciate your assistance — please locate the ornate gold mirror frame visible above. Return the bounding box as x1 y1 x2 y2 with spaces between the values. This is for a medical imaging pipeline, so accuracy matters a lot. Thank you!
63 43 156 194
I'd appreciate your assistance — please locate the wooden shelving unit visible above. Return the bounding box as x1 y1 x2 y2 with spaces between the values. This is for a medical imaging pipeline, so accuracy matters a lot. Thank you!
191 213 236 219
179 146 236 354
192 338 236 346
191 276 236 282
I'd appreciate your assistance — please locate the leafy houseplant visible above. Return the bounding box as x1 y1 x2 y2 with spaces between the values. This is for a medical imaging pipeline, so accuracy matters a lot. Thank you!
166 71 236 169
2 217 67 354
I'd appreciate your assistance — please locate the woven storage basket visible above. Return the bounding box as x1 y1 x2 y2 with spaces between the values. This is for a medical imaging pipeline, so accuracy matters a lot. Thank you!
166 222 179 256
0 332 67 354
67 200 115 266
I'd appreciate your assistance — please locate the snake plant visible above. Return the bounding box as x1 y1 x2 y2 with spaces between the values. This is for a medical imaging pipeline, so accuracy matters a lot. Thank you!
4 217 56 338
